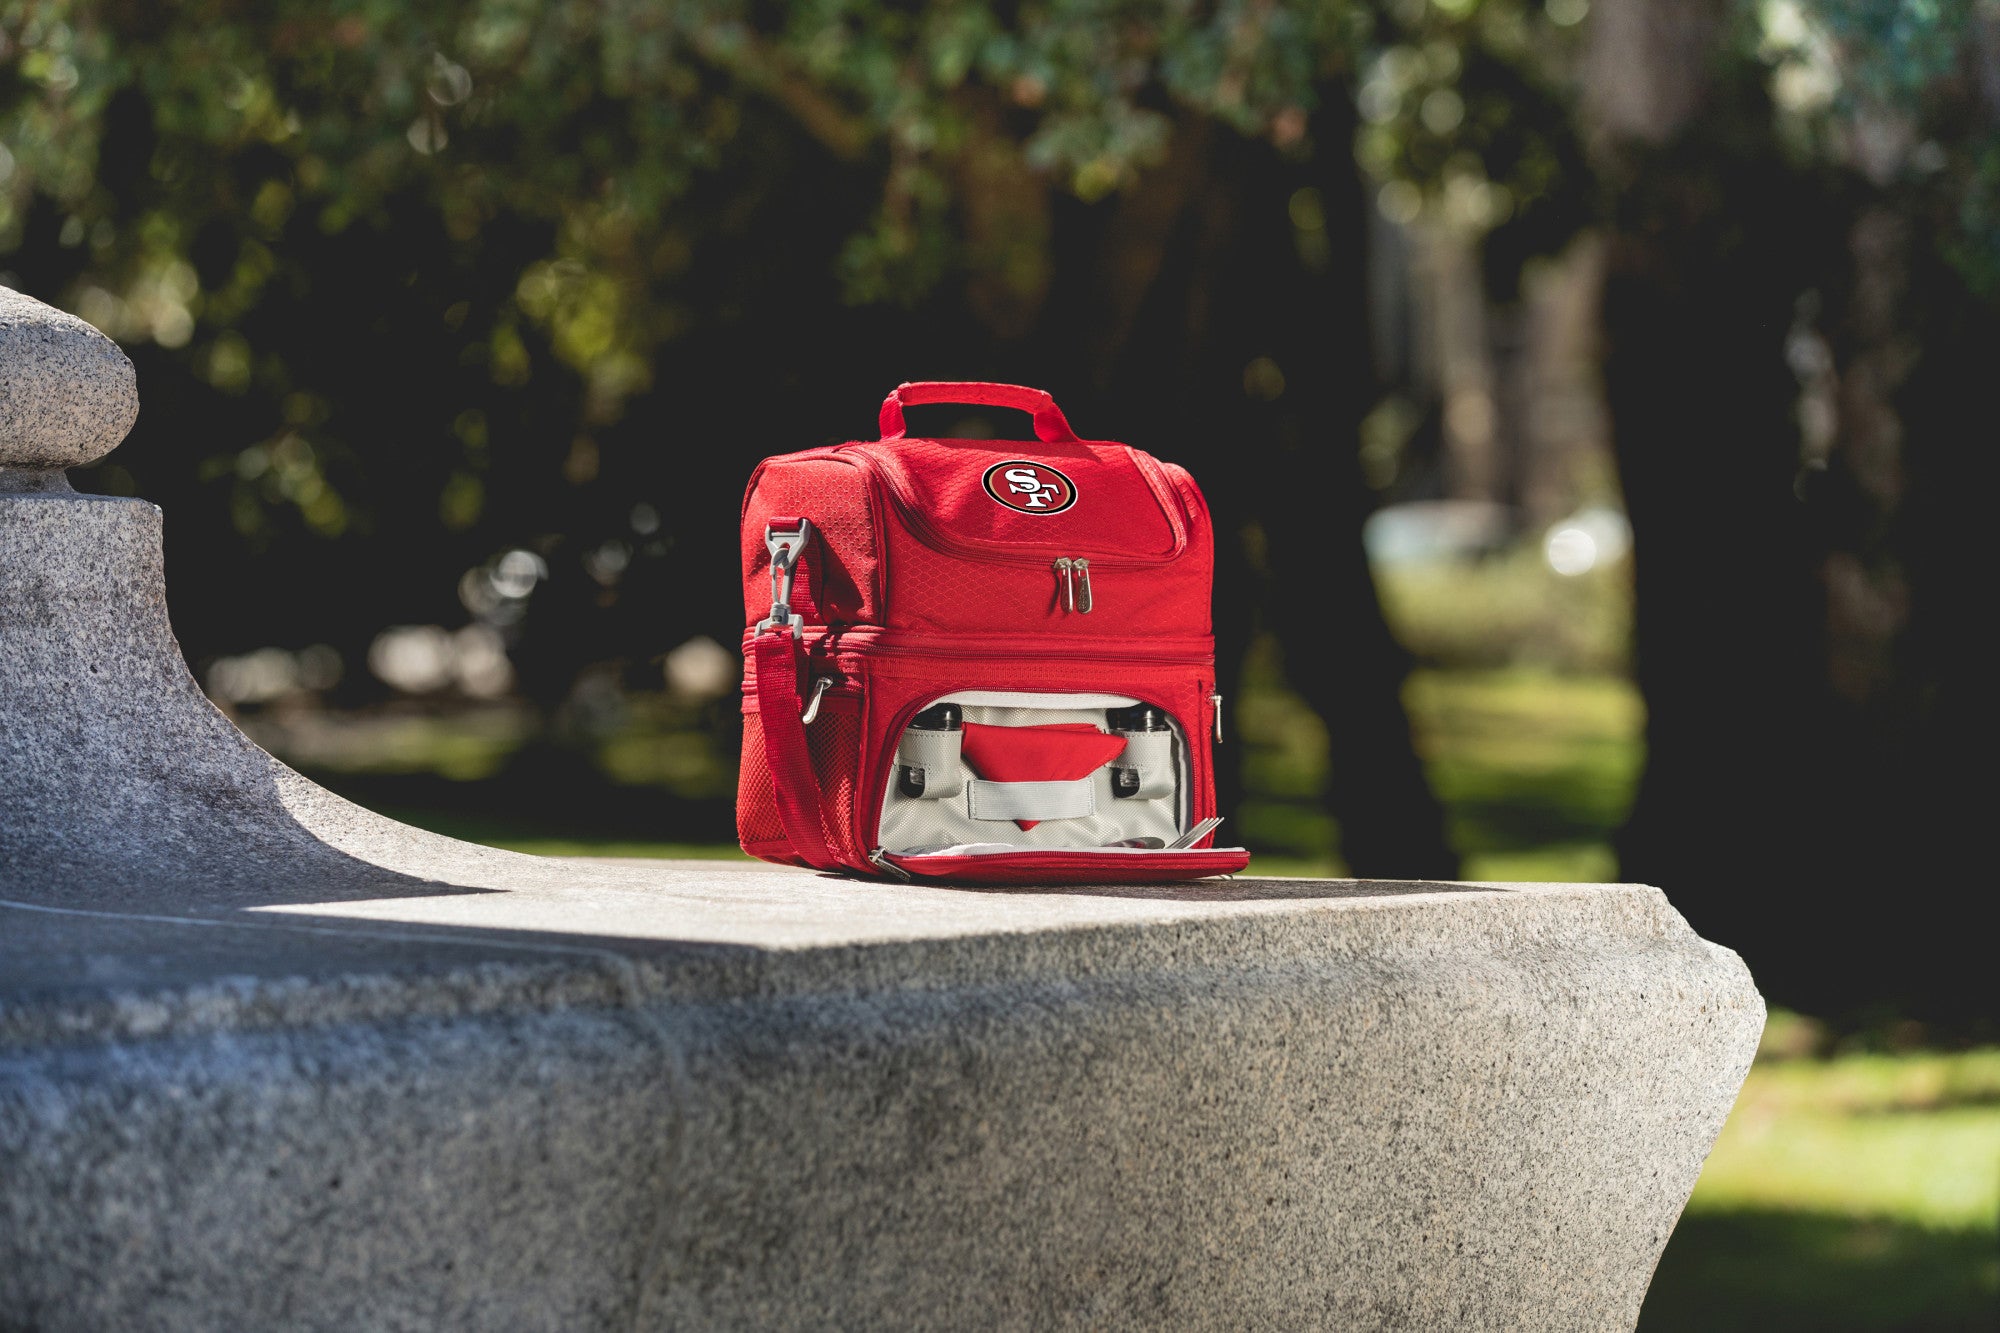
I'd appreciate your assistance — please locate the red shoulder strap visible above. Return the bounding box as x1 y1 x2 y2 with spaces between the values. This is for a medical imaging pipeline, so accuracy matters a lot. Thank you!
752 627 845 872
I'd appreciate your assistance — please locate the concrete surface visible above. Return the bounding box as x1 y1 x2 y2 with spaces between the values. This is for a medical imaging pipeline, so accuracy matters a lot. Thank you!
0 284 1764 1330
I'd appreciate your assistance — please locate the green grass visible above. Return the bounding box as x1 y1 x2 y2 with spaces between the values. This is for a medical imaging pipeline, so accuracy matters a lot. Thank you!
1374 546 1634 676
1642 1041 2000 1331
1406 667 1644 874
1234 662 1644 881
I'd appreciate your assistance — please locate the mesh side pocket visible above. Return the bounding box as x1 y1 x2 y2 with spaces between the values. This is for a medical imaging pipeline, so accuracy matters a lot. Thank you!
736 712 790 853
807 706 865 865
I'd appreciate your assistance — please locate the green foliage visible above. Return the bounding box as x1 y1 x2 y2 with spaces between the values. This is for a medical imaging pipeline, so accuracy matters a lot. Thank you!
0 0 1598 677
0 1 1352 355
1353 0 1590 244
1760 0 2000 293
0 0 1598 371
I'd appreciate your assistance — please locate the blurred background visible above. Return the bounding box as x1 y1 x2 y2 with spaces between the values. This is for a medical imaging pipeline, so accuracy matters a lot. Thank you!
3 1 1994 1325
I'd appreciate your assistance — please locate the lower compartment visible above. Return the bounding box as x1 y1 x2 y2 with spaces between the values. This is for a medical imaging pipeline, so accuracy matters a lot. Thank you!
871 686 1244 882
876 689 1188 854
739 641 1244 882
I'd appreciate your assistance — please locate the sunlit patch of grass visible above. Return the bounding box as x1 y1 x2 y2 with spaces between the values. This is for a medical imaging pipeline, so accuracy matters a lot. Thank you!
1374 547 1634 676
237 703 534 782
1239 662 1645 875
1462 842 1621 882
1404 667 1645 856
1693 1051 2000 1228
1643 1045 2000 1331
595 728 735 795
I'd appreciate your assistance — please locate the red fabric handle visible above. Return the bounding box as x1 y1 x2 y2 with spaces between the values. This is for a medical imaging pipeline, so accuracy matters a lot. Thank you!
878 382 1079 443
751 630 844 871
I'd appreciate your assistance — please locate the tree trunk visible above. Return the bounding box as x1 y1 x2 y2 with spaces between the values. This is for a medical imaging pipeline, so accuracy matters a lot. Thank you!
1584 0 1987 1016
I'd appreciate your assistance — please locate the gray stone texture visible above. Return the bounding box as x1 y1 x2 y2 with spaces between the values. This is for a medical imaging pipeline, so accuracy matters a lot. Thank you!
0 285 140 473
2 867 1761 1332
0 284 1763 1330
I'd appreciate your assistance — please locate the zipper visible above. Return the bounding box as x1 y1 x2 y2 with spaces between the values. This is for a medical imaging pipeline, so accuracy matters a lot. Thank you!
1051 557 1094 614
868 847 914 880
818 628 1214 663
1209 691 1223 743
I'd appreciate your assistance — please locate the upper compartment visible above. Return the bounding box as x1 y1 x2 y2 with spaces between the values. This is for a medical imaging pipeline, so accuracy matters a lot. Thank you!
738 383 1215 640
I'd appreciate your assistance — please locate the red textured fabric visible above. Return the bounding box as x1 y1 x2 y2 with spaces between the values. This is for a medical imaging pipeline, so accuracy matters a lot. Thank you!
741 457 878 625
959 723 1126 829
736 381 1232 882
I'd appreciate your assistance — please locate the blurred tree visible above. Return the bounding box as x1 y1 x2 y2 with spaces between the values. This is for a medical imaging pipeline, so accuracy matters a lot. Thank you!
1583 0 1994 1017
0 0 1580 872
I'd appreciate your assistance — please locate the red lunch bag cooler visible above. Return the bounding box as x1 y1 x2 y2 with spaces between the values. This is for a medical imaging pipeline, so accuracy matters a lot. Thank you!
737 381 1250 884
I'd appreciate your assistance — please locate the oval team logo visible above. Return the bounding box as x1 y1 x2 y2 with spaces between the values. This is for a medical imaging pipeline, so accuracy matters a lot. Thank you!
982 460 1078 515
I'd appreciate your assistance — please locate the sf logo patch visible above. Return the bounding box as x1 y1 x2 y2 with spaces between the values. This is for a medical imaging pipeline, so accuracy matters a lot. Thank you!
982 460 1078 515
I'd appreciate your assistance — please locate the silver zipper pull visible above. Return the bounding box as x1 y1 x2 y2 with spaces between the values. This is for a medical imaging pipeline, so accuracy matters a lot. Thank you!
1072 558 1092 613
1054 557 1074 612
868 848 913 881
1210 692 1224 743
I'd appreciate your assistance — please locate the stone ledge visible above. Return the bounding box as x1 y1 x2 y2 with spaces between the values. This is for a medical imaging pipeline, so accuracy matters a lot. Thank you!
1 866 1710 1046
1 864 1761 1332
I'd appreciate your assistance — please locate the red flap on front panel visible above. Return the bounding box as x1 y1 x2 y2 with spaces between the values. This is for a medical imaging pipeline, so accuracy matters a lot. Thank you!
959 722 1128 830
861 439 1186 562
959 724 1126 785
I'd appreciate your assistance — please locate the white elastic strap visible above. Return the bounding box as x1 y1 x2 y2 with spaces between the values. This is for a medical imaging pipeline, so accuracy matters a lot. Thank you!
966 777 1096 823
940 691 1139 710
895 729 965 799
1111 731 1175 799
